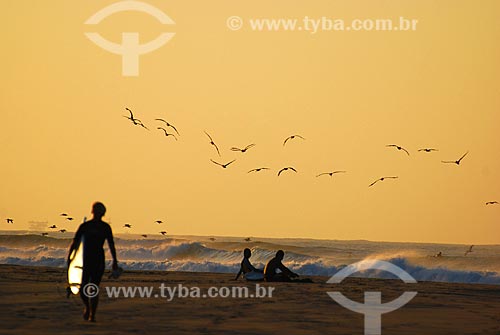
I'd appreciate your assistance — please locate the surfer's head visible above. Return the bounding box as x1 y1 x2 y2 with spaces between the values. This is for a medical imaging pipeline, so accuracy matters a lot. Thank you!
276 250 284 260
92 202 106 218
244 248 251 258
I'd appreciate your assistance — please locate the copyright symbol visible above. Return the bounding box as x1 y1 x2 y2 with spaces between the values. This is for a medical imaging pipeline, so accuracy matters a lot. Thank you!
82 283 99 298
227 16 243 31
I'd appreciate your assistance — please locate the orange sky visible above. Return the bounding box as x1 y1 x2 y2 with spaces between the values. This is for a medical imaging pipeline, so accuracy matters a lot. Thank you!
0 0 499 244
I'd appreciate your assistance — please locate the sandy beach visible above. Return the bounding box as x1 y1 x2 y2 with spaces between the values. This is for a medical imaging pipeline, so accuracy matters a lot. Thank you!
0 264 499 335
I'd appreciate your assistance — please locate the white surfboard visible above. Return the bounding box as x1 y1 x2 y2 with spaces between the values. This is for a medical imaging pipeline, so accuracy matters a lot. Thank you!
244 271 264 281
67 217 86 295
67 235 84 294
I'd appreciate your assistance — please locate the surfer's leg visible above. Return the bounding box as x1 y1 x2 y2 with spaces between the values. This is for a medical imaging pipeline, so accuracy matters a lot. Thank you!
89 295 99 322
80 272 90 320
88 264 105 322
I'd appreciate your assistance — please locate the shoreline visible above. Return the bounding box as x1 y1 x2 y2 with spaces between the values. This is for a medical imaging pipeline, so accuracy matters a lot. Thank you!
1 264 499 334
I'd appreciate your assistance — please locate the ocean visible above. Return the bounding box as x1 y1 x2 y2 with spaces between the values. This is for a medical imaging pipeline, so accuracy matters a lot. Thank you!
1 231 499 285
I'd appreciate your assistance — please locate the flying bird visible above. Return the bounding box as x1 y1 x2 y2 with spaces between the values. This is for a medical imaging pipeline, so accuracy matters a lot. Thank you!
278 167 297 176
247 167 270 173
205 131 221 156
386 144 410 156
369 176 398 187
283 135 305 146
418 148 438 153
49 225 57 229
464 245 474 256
155 220 163 224
231 144 255 153
157 127 178 140
60 213 68 217
123 224 132 228
209 237 216 241
141 234 148 238
59 229 67 233
442 151 468 165
159 231 167 236
486 201 498 205
6 218 13 224
66 217 74 221
210 159 236 169
244 237 251 242
155 119 179 136
316 171 347 177
124 108 148 130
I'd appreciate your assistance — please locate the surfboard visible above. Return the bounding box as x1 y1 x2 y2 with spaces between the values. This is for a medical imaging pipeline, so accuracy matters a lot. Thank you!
244 271 264 281
67 235 84 295
67 217 86 295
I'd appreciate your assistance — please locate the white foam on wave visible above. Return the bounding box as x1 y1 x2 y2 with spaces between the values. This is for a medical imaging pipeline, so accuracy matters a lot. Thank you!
1 234 499 285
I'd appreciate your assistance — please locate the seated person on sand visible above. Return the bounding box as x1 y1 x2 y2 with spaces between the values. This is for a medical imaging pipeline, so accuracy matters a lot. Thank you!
264 250 300 282
235 248 264 281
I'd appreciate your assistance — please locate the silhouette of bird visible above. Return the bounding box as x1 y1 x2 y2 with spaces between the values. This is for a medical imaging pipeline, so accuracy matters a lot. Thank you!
210 159 236 169
66 217 74 221
141 234 148 238
369 176 398 187
41 232 49 236
418 148 438 153
278 167 297 176
124 108 148 130
49 225 57 229
59 229 67 233
464 245 474 256
155 119 179 135
244 237 251 242
486 201 499 205
442 151 468 165
316 171 347 177
123 224 132 228
386 144 410 156
157 127 178 140
209 237 216 241
6 218 13 224
155 220 163 224
231 144 255 153
283 135 305 146
60 213 68 217
159 231 167 235
205 131 221 156
247 167 270 173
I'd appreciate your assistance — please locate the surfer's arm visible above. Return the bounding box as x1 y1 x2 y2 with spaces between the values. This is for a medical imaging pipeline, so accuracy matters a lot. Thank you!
106 226 118 268
278 263 298 278
234 268 243 280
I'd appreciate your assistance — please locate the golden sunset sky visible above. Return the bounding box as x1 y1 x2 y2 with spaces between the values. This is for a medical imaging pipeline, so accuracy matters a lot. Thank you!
0 0 499 244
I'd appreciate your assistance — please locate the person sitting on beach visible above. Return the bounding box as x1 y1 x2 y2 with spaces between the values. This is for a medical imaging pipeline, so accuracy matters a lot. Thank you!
264 250 299 282
235 248 263 281
67 202 119 322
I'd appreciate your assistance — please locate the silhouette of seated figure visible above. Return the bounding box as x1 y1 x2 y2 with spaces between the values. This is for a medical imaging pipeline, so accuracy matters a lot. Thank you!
264 250 299 282
235 248 263 281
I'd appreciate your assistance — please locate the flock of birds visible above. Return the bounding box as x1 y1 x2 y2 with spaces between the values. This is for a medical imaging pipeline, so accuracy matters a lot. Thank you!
2 107 498 242
122 108 485 183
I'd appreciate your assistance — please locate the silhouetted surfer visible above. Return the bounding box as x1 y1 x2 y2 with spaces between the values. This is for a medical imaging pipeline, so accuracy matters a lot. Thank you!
67 202 119 322
264 250 299 282
235 248 263 281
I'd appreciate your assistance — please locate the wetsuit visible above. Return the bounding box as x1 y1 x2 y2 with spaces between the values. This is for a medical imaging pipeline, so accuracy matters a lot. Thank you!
70 219 117 288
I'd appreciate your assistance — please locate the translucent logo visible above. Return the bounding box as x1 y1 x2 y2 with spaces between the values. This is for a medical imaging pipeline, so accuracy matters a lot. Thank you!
327 259 418 335
84 1 175 76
